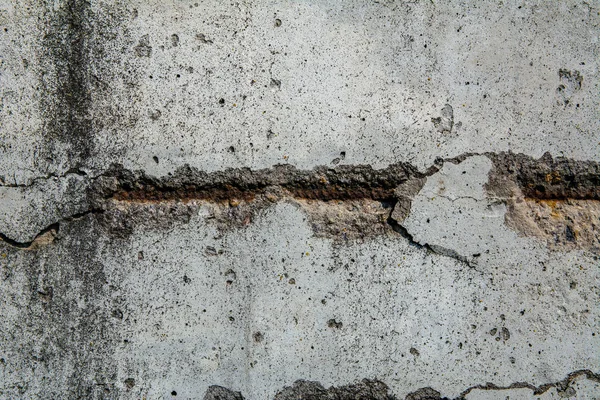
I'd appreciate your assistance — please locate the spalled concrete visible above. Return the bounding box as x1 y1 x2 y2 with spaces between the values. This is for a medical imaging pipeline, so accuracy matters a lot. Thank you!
0 0 599 399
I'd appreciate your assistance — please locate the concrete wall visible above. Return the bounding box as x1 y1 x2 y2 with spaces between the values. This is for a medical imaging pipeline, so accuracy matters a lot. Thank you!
0 1 598 399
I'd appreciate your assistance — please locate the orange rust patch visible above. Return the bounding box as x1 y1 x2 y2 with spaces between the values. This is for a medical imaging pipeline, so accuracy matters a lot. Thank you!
505 198 600 252
544 171 561 183
524 198 561 218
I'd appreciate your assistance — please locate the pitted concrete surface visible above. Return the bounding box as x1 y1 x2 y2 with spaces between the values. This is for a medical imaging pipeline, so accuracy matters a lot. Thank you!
0 1 599 399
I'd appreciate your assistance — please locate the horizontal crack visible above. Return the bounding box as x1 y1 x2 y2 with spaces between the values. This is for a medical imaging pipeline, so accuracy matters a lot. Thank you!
487 152 600 201
0 169 88 188
1 151 599 250
101 162 424 203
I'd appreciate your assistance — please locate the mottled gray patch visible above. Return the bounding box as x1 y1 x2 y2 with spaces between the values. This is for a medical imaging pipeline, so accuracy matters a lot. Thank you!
204 385 245 400
274 379 394 400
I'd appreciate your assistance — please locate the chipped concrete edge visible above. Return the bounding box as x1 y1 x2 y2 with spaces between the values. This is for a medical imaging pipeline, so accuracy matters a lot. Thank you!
1 151 598 255
200 369 600 400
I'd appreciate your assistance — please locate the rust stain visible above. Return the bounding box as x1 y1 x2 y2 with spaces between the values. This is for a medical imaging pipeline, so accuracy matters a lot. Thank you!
112 186 396 204
544 171 561 183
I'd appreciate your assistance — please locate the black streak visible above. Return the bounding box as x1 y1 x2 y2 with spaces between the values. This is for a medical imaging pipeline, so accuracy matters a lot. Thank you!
42 0 93 166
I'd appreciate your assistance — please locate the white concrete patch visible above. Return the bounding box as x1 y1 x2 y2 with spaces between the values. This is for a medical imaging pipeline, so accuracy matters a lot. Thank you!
403 155 540 262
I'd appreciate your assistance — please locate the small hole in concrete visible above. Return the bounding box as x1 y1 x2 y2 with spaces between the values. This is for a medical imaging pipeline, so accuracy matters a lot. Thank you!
153 156 159 164
124 378 135 389
328 319 343 329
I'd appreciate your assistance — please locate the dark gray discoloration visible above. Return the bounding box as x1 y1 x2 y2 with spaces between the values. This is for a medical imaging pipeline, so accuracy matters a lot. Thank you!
487 152 600 201
0 216 124 399
204 385 245 400
38 1 131 172
405 387 444 400
274 379 395 400
40 0 94 165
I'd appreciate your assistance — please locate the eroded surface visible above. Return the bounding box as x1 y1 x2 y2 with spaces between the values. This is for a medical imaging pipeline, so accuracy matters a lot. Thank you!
1 203 598 398
0 0 598 399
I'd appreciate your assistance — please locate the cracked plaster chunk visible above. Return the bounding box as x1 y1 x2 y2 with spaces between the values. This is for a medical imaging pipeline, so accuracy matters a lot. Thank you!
402 156 538 260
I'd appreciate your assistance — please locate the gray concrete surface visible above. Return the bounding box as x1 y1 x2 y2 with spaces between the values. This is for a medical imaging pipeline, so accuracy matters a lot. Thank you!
0 0 599 399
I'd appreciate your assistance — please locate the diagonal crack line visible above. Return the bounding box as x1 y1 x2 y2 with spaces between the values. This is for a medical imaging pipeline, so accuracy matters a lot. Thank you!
0 224 59 249
386 208 476 268
0 209 104 249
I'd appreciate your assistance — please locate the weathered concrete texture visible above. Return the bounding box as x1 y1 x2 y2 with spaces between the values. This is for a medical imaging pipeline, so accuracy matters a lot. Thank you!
273 379 395 400
0 0 599 399
1 0 599 183
1 201 599 398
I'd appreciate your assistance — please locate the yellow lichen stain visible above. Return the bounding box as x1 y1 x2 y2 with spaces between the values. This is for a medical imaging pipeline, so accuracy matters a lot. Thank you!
545 171 561 183
530 198 561 218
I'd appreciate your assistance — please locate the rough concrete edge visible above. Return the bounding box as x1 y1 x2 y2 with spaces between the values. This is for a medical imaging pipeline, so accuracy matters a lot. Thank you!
200 369 600 400
1 152 598 256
